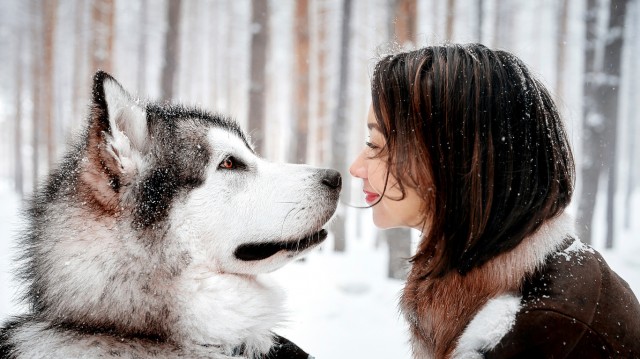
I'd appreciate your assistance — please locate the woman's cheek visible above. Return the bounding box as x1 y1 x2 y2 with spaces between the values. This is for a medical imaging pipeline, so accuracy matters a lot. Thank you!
368 162 387 192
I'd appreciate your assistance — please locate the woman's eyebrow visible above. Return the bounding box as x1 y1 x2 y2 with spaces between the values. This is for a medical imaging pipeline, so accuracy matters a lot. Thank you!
367 123 381 131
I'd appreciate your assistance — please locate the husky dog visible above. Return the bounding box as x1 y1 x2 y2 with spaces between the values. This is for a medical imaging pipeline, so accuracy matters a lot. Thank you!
0 72 341 358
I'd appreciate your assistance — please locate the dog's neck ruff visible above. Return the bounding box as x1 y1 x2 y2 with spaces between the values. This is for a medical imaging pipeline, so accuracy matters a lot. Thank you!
200 343 246 357
403 211 576 359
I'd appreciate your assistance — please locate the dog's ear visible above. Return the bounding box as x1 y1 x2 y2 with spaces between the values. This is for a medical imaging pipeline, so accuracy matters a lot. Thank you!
91 71 148 151
87 71 148 176
81 72 148 210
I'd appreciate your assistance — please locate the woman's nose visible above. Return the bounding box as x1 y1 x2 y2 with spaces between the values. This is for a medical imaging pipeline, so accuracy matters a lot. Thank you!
349 150 366 179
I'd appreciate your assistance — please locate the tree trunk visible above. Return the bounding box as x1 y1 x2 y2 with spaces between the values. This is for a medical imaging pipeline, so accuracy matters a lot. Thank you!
493 0 513 48
89 0 115 74
394 0 416 46
445 0 456 40
625 1 639 229
181 0 198 101
578 0 628 247
382 228 412 279
381 0 418 279
432 1 439 39
555 0 569 100
602 0 628 248
315 0 328 165
42 0 58 170
161 0 181 102
331 0 353 252
72 0 88 131
31 0 42 192
577 0 599 245
137 0 148 95
477 0 484 43
15 30 24 198
248 0 269 155
291 0 310 163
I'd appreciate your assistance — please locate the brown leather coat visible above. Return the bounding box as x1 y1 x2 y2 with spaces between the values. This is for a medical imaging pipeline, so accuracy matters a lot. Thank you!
485 241 640 358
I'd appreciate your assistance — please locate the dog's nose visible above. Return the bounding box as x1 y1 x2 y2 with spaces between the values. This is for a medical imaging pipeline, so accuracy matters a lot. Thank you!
321 169 342 190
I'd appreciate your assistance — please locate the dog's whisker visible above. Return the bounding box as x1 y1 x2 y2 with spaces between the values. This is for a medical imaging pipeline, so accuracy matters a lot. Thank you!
279 207 298 239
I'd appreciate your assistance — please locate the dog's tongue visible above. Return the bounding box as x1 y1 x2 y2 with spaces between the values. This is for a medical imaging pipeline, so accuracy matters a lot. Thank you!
234 229 327 261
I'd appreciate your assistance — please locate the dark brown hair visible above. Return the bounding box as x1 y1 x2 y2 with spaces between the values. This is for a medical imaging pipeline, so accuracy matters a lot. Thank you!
370 43 575 276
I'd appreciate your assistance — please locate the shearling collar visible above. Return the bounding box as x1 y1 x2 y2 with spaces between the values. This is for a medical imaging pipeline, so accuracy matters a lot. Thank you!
449 212 577 358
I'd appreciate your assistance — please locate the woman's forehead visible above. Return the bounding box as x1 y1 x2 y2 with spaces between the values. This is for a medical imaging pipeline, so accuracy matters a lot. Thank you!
367 108 381 132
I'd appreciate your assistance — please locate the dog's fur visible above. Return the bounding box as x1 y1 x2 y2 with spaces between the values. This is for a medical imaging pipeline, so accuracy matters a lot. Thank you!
0 72 341 358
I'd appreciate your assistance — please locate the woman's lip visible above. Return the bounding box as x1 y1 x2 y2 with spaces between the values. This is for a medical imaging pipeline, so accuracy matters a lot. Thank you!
364 190 380 203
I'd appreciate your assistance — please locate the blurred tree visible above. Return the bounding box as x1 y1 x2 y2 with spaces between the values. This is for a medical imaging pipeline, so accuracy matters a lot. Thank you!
72 0 88 131
248 0 269 155
90 0 115 73
493 0 515 49
381 0 417 280
31 0 42 192
292 0 310 163
625 1 639 228
137 0 148 95
14 29 24 198
579 0 629 247
394 0 416 46
445 0 456 40
161 0 181 102
43 0 58 169
314 0 329 165
331 0 353 252
477 0 484 42
555 0 569 101
579 0 599 245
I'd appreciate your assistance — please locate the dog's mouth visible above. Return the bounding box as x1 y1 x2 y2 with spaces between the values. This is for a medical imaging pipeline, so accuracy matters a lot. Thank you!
234 229 328 261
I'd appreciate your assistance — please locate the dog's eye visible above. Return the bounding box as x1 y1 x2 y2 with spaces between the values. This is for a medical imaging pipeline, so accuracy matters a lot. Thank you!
219 156 247 170
220 157 235 170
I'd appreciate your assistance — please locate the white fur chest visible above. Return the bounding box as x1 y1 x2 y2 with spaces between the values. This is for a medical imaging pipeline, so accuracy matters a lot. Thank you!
173 268 286 355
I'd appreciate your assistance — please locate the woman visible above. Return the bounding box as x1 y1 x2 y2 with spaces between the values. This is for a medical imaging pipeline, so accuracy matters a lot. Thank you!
350 44 640 358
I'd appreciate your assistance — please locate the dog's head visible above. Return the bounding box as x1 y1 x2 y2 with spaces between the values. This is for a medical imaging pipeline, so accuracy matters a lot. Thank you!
82 71 341 275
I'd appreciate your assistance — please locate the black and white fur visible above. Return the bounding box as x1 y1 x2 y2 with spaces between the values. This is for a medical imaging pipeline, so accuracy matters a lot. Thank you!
0 72 341 358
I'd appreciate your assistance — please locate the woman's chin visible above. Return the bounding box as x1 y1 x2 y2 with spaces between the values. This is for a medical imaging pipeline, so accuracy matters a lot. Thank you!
372 216 401 230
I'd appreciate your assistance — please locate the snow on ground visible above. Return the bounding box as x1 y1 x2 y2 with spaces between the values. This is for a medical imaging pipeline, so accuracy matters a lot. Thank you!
0 185 638 358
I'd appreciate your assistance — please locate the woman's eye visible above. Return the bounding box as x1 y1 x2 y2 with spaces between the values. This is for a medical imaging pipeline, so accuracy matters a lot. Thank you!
365 141 378 149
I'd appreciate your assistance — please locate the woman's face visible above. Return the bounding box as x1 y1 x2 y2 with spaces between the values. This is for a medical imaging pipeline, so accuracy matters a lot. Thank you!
349 107 426 230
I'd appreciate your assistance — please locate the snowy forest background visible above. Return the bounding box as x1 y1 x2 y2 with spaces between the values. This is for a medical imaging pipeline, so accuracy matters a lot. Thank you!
0 0 639 357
